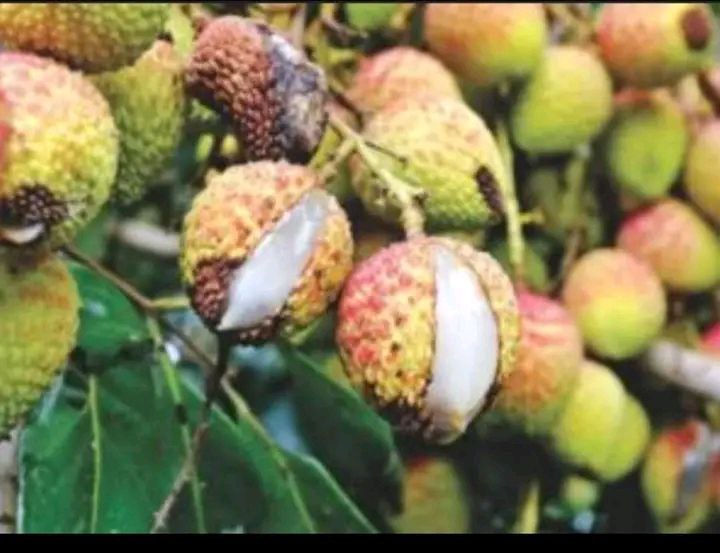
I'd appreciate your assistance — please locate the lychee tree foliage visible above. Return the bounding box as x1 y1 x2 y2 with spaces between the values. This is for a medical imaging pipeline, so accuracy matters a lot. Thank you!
1 2 720 535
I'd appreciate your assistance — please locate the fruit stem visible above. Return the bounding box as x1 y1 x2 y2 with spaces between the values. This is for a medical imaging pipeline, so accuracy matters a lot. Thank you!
644 340 720 401
557 150 590 286
513 479 540 534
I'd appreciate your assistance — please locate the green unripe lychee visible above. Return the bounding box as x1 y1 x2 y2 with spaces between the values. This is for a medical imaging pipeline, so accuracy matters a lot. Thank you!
352 94 508 232
92 40 187 205
0 3 170 73
617 199 720 293
562 249 666 360
424 3 547 88
596 3 718 88
600 396 652 482
0 52 119 251
605 90 688 200
510 45 613 155
684 120 720 225
0 254 79 436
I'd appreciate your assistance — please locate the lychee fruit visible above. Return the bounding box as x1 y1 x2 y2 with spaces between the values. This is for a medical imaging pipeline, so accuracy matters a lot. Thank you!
336 236 519 444
0 254 79 436
684 120 720 225
641 420 720 533
92 40 187 205
617 198 720 293
491 290 584 436
510 45 613 155
185 15 328 164
701 323 720 356
424 3 547 89
596 3 718 88
390 456 471 534
562 248 666 360
180 161 353 344
605 90 689 200
0 3 170 73
0 52 119 251
352 94 508 232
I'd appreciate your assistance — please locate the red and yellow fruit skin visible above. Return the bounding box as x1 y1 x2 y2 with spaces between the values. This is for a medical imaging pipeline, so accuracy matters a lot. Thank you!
0 3 170 73
596 3 718 88
424 3 547 88
562 248 666 361
0 254 79 436
701 323 720 356
181 161 353 340
346 46 462 114
491 290 583 436
0 52 119 250
684 120 720 225
336 236 519 442
617 199 720 293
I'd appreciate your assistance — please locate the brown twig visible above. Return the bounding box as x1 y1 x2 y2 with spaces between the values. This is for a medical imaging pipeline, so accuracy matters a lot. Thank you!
697 70 720 118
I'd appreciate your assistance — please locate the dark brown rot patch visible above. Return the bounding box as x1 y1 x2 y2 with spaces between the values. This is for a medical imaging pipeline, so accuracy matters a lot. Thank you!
475 166 505 217
682 7 712 51
0 184 67 227
191 257 236 327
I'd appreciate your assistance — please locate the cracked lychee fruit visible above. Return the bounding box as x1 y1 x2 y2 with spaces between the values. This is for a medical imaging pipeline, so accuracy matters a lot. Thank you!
346 46 462 114
510 45 613 155
185 15 328 164
596 3 718 88
180 161 353 344
617 199 720 293
642 420 720 533
0 3 170 73
0 253 79 436
424 3 547 89
491 290 583 436
562 248 666 360
684 120 720 225
336 236 519 444
351 94 508 232
0 52 119 252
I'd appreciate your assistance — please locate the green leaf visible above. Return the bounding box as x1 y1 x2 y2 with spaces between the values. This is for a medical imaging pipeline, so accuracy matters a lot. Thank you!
345 3 399 31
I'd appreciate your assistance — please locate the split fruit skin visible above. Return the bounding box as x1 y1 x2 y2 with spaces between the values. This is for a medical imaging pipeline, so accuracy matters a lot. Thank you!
491 290 583 437
0 3 170 73
390 456 471 534
180 160 353 344
596 3 718 88
617 198 720 293
346 46 462 114
605 91 689 201
641 420 720 533
0 52 119 251
551 360 651 482
510 45 613 155
336 236 519 445
562 248 667 361
352 94 508 232
684 120 720 225
0 254 79 436
185 15 328 164
92 40 187 205
423 3 547 89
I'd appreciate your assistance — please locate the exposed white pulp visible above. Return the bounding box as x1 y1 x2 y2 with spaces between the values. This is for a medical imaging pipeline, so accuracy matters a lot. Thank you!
217 189 332 332
425 245 499 443
0 223 44 244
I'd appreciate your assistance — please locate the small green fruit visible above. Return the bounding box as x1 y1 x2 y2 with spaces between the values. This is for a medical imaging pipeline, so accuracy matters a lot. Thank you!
684 120 720 225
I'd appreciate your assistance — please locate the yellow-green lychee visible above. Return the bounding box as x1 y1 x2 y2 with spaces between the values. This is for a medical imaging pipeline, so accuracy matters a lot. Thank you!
605 90 688 200
351 94 508 232
491 290 583 437
510 45 613 155
600 395 652 482
684 120 720 225
617 199 720 293
92 40 187 205
390 456 471 534
180 161 353 344
0 52 119 251
346 46 462 114
0 254 79 436
424 3 547 88
596 3 718 88
562 249 666 360
0 3 170 73
336 236 519 444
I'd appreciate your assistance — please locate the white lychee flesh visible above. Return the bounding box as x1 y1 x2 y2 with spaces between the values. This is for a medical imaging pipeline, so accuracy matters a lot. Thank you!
0 223 44 245
218 189 333 332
